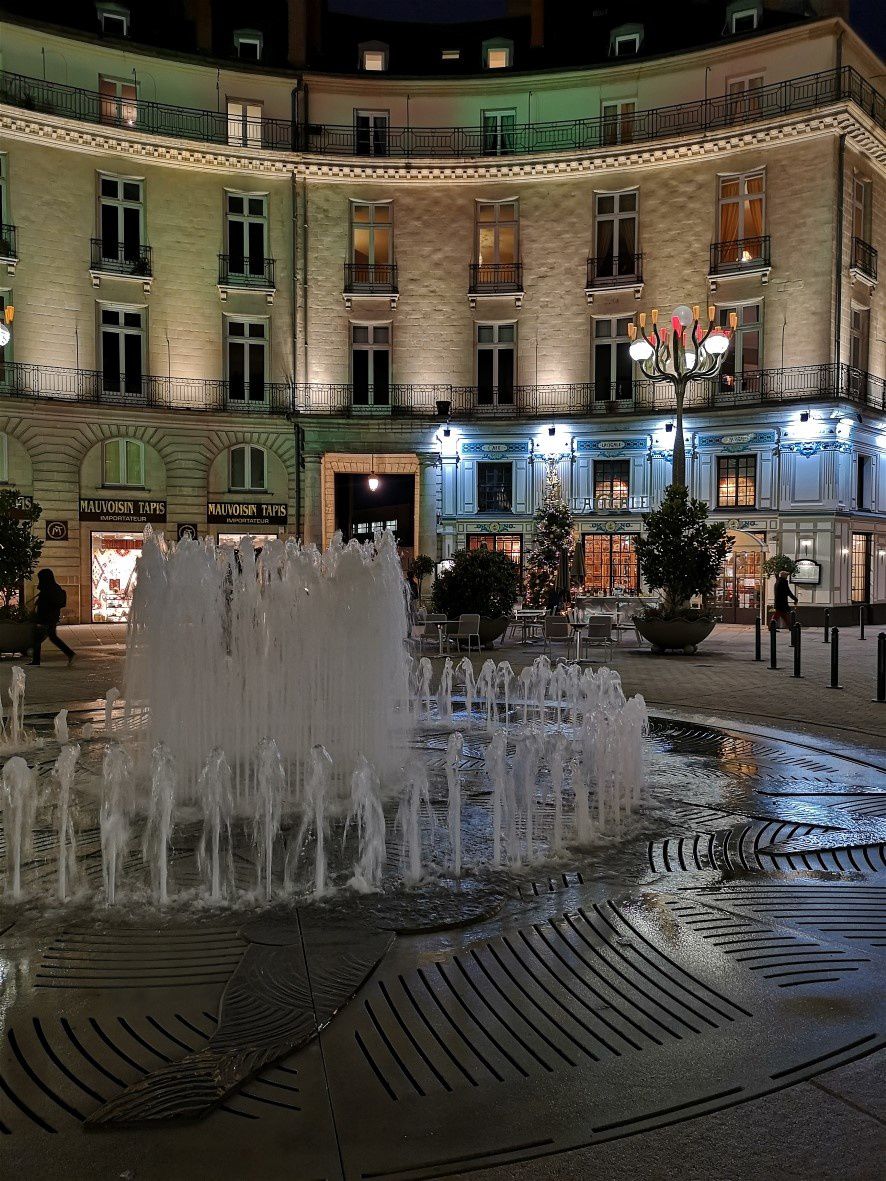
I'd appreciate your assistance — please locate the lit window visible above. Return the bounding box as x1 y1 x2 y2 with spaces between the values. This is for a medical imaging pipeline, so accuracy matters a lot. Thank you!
441 49 461 62
234 30 263 61
99 76 137 127
609 25 644 57
103 438 144 488
227 100 263 148
727 1 761 34
477 463 513 513
717 455 756 508
594 461 630 509
97 3 129 37
483 39 513 69
230 444 266 492
359 43 389 72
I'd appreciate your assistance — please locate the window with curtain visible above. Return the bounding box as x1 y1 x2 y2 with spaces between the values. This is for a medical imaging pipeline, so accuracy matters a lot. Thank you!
593 317 633 400
595 191 638 277
718 303 762 391
718 172 765 264
717 455 757 508
593 460 630 508
482 110 517 155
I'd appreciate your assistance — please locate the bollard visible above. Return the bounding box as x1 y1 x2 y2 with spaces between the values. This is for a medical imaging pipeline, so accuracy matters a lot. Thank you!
829 627 842 689
792 623 802 678
859 604 866 641
823 608 830 644
769 619 778 670
790 609 797 647
876 632 886 703
754 616 762 662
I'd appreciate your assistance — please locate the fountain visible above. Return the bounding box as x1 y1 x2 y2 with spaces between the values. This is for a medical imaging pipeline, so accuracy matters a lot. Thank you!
100 744 133 906
445 731 464 876
143 743 176 905
54 743 80 902
345 756 386 893
2 755 36 899
195 747 234 902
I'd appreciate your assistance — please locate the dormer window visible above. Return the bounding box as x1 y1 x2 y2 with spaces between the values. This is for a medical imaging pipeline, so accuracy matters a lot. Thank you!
359 42 389 72
441 49 461 62
483 39 513 70
234 29 263 61
609 24 644 57
727 0 761 34
96 2 129 37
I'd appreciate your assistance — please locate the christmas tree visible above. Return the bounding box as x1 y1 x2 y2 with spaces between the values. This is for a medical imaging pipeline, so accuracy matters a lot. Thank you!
524 463 575 608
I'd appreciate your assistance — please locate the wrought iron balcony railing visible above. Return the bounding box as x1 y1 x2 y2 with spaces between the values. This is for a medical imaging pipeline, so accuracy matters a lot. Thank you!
469 262 523 293
709 235 771 274
90 239 152 276
587 253 643 287
0 223 17 260
1 66 879 158
343 262 398 293
218 254 276 288
851 236 878 281
0 362 884 418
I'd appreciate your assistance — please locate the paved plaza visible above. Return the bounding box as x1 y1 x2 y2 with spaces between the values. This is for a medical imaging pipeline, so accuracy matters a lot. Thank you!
1 623 884 1180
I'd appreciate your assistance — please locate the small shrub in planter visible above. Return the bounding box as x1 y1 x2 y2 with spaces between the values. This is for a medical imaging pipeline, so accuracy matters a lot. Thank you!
0 486 43 619
431 547 520 623
761 553 798 579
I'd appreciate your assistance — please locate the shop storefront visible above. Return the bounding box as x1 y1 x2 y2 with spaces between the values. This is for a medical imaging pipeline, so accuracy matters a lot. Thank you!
80 497 167 622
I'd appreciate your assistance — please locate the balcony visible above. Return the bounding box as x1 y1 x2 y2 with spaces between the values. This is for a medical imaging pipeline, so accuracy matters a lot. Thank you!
850 236 878 287
468 262 524 307
708 235 771 290
585 253 644 303
218 255 276 302
89 239 152 291
342 262 399 309
0 222 17 275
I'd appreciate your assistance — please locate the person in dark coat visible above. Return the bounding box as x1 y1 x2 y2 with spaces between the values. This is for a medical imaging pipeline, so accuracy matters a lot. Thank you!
771 569 798 630
31 569 76 666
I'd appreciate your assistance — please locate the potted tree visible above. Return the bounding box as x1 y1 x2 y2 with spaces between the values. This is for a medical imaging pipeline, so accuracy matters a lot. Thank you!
408 553 436 601
0 486 44 658
431 546 520 649
633 484 731 653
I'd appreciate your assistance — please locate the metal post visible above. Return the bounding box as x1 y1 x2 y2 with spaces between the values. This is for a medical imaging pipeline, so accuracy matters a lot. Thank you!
876 633 886 703
769 619 778 670
792 622 802 678
789 609 797 647
829 627 842 689
754 616 762 662
859 604 866 641
823 608 830 644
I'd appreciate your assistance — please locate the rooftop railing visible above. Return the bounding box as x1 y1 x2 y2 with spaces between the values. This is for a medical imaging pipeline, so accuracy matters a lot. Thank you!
0 65 881 158
0 362 882 417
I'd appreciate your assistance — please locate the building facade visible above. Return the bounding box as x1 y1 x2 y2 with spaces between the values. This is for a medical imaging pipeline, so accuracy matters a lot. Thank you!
0 3 884 622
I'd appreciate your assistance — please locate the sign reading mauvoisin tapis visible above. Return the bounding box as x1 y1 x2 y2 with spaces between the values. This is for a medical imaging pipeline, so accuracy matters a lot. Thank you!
79 498 168 523
207 501 288 526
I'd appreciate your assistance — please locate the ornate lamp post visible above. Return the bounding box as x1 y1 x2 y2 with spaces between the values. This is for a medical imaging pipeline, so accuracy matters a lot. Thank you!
628 304 735 488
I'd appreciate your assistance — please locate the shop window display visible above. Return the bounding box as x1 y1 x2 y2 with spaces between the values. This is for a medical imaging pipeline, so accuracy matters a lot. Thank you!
91 532 142 622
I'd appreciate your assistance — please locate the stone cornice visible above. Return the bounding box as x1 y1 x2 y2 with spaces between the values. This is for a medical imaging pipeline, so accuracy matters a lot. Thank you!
0 101 883 181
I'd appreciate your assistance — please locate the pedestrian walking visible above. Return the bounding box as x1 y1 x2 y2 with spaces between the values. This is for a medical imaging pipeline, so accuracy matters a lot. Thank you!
31 569 76 666
771 569 797 630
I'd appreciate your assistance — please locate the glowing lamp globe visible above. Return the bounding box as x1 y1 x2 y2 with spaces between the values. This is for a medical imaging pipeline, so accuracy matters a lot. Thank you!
683 351 697 369
368 476 379 492
705 331 730 355
629 337 654 361
673 305 694 327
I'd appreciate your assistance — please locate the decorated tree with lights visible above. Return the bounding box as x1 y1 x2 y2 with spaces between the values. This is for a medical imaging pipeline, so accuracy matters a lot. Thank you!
524 463 575 608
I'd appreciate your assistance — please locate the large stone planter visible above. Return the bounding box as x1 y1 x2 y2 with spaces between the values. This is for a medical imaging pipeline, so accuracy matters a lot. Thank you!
634 616 715 655
0 620 36 658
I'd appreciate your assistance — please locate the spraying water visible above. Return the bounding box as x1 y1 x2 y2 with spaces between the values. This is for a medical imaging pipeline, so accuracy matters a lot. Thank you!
104 688 120 736
143 743 177 905
8 666 26 748
2 756 36 899
253 738 284 901
196 748 234 902
54 744 80 902
345 756 386 893
445 731 464 876
100 744 133 906
53 710 69 746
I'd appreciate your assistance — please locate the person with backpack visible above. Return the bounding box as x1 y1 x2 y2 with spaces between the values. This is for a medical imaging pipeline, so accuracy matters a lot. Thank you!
31 569 76 666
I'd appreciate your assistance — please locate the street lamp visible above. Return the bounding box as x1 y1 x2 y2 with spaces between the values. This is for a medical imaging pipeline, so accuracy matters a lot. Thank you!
628 303 734 487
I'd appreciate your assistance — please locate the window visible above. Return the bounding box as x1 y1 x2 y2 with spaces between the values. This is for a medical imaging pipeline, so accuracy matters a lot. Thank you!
441 49 461 62
359 43 388 72
583 535 639 595
593 317 633 401
718 172 765 260
0 431 7 482
230 444 266 492
594 461 630 509
99 75 137 127
482 109 517 156
234 30 263 61
350 202 393 283
857 454 871 511
852 176 873 244
476 323 516 405
226 192 268 277
98 175 143 265
0 291 12 381
609 25 643 57
718 302 761 389
0 154 7 229
97 3 129 36
475 200 519 282
351 323 390 406
227 100 263 148
595 191 638 278
717 455 757 508
355 110 389 157
850 307 870 372
467 533 522 567
226 318 267 402
851 532 871 603
727 74 764 120
103 438 144 487
483 40 513 69
729 5 760 34
601 100 636 146
477 463 513 513
100 306 143 395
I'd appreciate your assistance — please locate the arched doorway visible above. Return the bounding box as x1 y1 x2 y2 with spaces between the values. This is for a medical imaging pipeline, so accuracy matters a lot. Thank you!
321 453 419 567
715 528 766 624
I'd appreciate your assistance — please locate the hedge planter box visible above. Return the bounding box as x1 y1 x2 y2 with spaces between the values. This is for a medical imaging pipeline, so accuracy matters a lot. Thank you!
0 620 36 658
634 616 716 655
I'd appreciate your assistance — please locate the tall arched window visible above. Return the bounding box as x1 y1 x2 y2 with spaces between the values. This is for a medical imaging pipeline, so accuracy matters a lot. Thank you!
230 444 266 491
103 437 144 486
